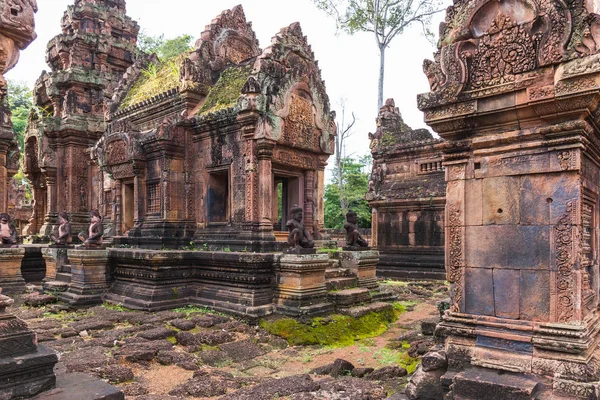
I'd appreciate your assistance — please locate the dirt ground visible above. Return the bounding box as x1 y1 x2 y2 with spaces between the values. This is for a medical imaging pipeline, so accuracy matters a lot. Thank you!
12 279 449 400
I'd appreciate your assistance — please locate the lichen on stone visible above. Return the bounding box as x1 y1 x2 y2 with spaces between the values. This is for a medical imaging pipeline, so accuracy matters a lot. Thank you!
197 65 253 116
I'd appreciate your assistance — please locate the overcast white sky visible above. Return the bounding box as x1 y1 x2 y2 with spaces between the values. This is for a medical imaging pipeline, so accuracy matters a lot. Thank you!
6 0 448 177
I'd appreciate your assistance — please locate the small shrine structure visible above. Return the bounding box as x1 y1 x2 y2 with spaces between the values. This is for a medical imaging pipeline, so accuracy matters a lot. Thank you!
408 0 600 398
367 99 446 280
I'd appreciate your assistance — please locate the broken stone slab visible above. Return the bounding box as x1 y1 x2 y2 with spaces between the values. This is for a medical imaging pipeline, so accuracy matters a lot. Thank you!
451 367 542 400
421 350 447 372
405 366 445 400
421 318 439 336
32 372 124 400
23 293 57 307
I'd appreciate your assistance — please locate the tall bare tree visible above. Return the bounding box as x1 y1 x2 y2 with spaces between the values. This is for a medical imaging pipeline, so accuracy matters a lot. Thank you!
313 0 443 111
334 98 356 212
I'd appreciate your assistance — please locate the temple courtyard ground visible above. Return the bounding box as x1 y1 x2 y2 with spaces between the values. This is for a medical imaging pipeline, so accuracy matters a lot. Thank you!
11 280 448 400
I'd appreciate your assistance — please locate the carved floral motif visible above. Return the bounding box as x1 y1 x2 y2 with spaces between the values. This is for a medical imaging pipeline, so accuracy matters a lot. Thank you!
555 201 575 323
447 205 463 312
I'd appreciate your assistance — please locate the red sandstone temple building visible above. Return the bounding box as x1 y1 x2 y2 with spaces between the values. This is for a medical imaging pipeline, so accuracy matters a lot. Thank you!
367 99 446 280
22 1 335 250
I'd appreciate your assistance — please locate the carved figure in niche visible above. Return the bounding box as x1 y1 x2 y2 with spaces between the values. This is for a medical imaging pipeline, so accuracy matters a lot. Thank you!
344 210 368 249
78 210 103 248
0 213 18 245
50 212 72 246
286 204 314 249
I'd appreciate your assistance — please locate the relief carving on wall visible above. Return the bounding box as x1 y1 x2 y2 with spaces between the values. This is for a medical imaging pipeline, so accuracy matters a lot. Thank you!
283 94 318 151
447 205 464 312
555 200 576 323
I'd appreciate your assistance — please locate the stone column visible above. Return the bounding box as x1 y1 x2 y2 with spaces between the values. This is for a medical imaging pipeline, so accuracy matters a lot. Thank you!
257 139 275 232
113 179 122 236
39 168 58 236
0 144 7 213
315 159 327 235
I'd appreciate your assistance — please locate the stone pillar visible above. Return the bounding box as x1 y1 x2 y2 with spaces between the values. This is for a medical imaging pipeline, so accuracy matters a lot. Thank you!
113 179 122 236
303 169 315 235
339 250 379 289
274 253 332 315
39 168 58 236
0 248 26 294
257 139 275 232
59 249 110 306
0 144 7 213
371 207 378 248
315 159 327 236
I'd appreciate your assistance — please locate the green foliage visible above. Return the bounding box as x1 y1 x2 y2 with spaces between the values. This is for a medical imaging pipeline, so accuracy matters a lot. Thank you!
260 307 402 347
325 155 372 229
197 66 253 115
7 80 33 151
313 0 441 45
103 302 129 312
137 31 194 61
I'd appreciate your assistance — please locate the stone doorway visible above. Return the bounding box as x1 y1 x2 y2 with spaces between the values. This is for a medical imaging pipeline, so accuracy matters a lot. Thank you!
122 181 134 234
207 170 229 224
273 170 303 232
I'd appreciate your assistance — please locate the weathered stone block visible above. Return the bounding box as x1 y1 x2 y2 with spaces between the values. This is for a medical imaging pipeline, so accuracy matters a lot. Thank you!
464 268 494 316
464 179 482 226
452 367 541 400
519 270 550 321
42 247 70 282
493 269 520 319
482 176 520 225
465 225 550 270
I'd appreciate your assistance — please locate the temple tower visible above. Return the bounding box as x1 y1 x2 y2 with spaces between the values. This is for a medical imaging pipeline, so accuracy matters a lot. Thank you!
23 0 139 237
410 0 600 398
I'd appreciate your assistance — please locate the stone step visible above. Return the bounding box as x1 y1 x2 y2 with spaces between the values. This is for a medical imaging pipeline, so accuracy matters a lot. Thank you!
326 277 358 291
61 264 72 273
338 302 393 318
43 281 70 293
328 288 371 307
325 268 353 279
32 371 124 400
452 367 541 400
371 289 398 303
55 272 72 283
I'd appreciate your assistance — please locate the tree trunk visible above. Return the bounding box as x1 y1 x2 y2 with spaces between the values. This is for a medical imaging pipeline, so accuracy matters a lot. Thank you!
378 45 385 111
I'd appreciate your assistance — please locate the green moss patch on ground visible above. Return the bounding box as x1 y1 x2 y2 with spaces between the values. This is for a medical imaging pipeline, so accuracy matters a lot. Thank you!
260 307 402 347
197 66 253 116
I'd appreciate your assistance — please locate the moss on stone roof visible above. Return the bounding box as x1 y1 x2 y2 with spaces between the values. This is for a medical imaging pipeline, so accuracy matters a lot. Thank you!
119 51 192 110
197 65 253 116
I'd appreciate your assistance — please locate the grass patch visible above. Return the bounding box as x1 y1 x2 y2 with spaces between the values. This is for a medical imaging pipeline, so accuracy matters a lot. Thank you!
166 336 177 345
172 305 213 316
260 307 402 347
399 352 421 374
197 66 252 115
120 51 192 109
103 302 129 312
382 280 409 287
316 247 342 254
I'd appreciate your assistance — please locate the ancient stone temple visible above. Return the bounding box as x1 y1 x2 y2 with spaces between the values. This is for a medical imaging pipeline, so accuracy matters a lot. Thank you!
23 0 139 237
367 99 446 280
408 0 600 398
92 5 335 249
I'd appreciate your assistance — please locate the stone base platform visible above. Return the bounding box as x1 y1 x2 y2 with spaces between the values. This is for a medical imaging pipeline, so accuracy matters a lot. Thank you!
339 250 379 289
451 367 543 400
33 372 123 400
0 344 58 399
274 254 333 316
57 250 110 307
0 248 26 294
